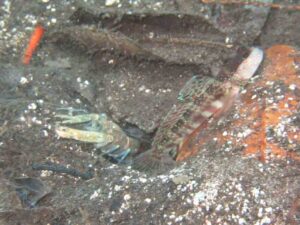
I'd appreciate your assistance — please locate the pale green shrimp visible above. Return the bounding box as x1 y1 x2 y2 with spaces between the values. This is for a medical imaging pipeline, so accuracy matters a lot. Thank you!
55 109 139 163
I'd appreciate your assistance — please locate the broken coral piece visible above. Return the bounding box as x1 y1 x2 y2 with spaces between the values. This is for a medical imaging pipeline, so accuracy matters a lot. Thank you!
202 0 300 10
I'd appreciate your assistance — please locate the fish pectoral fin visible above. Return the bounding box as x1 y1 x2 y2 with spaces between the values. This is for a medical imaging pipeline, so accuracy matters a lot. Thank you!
132 150 176 174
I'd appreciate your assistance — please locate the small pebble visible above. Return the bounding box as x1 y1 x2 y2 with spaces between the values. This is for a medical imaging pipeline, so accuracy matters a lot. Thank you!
139 177 147 183
145 198 151 203
289 84 296 90
124 194 131 201
172 175 191 185
28 103 37 110
251 94 257 100
260 216 271 224
20 77 29 85
138 85 146 92
42 130 48 137
105 0 120 6
51 18 57 24
149 32 154 38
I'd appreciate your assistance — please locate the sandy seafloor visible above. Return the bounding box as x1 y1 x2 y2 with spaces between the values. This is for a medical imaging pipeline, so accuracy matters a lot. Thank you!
0 0 300 224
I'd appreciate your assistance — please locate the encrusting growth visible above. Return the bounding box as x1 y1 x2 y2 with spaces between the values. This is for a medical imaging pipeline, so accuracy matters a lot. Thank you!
237 45 300 162
193 45 300 163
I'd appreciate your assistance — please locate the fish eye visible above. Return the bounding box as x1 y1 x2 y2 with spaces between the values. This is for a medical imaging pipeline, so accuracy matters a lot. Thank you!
169 148 178 159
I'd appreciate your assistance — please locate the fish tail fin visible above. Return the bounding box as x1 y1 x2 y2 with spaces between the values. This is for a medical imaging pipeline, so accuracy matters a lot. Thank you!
233 47 264 82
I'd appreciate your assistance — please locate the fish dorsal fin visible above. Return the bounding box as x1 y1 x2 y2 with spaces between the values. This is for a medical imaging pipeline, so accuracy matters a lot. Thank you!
177 76 215 102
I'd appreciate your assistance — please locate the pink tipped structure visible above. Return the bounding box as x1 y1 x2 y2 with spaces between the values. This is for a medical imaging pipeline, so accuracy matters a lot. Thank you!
133 47 264 173
233 47 264 81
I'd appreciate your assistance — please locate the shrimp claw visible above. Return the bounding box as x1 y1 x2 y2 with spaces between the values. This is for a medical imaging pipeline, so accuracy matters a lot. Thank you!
55 108 139 164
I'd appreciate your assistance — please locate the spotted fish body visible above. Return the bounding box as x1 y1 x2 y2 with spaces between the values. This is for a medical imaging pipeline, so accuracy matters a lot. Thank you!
133 47 264 172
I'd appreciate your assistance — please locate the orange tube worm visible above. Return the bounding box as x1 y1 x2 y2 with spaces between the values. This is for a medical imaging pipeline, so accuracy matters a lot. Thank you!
22 24 45 65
